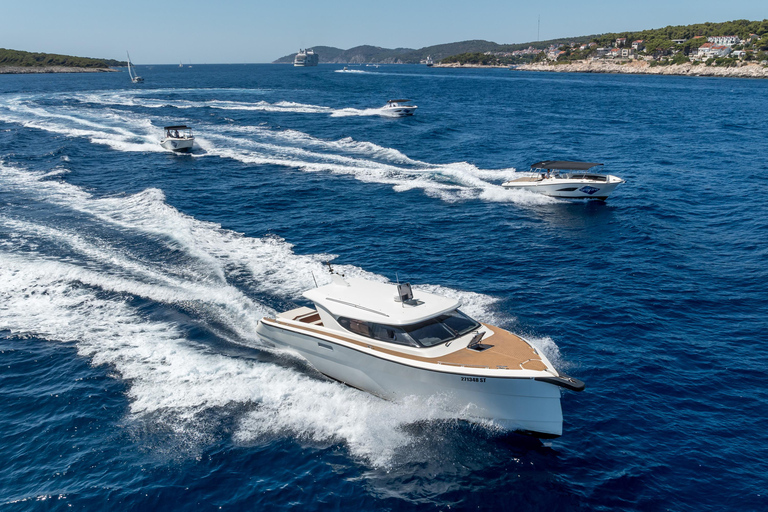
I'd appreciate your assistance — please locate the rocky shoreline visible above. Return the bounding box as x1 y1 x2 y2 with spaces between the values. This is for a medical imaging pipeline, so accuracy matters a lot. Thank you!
0 66 117 74
433 62 507 69
516 60 768 78
435 59 768 78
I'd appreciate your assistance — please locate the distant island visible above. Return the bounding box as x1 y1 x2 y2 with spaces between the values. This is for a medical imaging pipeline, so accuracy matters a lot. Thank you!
0 48 122 74
275 19 768 78
272 37 599 65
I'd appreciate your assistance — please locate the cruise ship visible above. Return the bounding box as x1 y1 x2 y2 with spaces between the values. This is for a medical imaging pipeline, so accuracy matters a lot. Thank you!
294 49 319 67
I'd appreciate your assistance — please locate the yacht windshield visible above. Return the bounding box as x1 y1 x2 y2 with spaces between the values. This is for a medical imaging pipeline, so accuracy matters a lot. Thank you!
337 310 480 348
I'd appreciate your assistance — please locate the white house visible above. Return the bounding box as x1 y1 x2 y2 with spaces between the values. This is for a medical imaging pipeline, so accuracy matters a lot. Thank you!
547 50 566 61
707 36 740 46
711 45 731 57
621 48 636 58
696 42 714 59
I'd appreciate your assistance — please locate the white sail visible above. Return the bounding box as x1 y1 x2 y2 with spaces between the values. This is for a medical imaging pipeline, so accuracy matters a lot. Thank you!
126 52 144 83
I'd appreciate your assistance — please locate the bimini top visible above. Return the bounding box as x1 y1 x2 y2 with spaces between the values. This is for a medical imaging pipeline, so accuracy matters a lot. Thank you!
531 161 604 170
304 277 460 326
164 125 190 130
387 99 412 103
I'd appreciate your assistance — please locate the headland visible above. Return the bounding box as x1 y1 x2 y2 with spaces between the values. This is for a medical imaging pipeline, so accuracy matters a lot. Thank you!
0 66 118 74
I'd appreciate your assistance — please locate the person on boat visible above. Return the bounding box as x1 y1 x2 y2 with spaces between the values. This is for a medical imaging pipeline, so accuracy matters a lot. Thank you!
174 130 180 138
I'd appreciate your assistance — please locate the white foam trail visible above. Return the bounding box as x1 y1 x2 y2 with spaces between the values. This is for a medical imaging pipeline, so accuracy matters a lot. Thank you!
0 90 559 206
330 106 403 118
0 97 163 153
334 69 371 74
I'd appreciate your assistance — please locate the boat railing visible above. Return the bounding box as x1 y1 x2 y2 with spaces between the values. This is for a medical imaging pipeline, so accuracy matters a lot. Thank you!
437 361 490 369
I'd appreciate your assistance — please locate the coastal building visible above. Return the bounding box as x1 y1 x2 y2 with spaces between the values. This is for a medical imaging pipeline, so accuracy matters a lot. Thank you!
547 50 566 61
696 43 732 60
621 48 636 58
711 45 731 57
608 48 621 59
672 39 687 45
696 42 714 59
632 40 646 51
707 35 740 46
616 38 627 47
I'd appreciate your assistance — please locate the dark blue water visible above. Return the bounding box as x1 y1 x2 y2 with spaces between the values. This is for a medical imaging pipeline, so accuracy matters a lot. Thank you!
1 64 766 511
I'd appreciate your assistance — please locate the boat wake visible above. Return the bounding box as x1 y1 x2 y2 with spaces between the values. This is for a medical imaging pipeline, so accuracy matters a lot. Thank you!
0 90 557 205
0 162 562 466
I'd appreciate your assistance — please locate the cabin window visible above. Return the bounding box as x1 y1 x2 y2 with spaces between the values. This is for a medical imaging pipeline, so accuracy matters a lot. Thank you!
440 310 481 337
336 310 480 348
338 317 417 347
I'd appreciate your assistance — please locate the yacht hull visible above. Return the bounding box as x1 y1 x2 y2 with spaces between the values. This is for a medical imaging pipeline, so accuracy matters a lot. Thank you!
503 178 622 200
256 319 564 437
160 138 194 152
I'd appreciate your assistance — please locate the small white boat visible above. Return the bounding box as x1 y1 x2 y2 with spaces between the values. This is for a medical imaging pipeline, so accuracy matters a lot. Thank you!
383 99 417 116
126 52 143 83
256 271 584 438
502 161 625 200
160 125 194 152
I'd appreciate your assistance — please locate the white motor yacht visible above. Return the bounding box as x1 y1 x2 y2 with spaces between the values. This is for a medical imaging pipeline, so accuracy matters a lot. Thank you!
383 99 417 116
256 272 584 438
502 161 625 200
294 48 319 67
160 125 194 152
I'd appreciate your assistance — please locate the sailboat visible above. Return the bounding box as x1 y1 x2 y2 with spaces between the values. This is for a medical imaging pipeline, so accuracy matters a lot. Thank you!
126 52 144 83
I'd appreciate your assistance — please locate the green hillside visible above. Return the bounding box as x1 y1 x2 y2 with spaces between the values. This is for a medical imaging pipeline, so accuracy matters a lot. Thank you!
0 48 122 68
591 19 768 50
274 19 768 65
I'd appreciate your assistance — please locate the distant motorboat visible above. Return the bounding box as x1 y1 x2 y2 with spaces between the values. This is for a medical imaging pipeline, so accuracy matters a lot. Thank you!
294 48 319 67
502 161 625 200
383 99 417 117
160 125 194 153
126 52 143 83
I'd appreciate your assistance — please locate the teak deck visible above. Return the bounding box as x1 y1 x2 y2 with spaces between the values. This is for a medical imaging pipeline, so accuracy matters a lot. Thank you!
272 307 547 372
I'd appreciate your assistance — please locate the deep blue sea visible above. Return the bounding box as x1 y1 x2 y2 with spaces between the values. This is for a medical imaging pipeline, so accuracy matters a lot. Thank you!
1 64 766 511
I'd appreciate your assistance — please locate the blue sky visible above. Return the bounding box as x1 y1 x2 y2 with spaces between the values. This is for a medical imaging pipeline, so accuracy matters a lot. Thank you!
2 1 766 63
